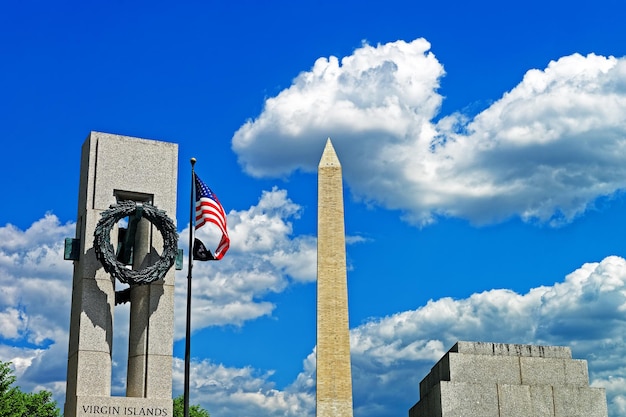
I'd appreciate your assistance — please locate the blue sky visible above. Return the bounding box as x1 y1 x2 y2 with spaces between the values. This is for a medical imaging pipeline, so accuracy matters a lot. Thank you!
2 0 626 416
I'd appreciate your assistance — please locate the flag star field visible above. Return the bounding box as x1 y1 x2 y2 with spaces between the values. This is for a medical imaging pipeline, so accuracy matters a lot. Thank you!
2 1 626 416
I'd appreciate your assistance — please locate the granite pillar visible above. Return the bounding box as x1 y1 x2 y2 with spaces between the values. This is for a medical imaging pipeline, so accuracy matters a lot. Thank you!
65 132 177 417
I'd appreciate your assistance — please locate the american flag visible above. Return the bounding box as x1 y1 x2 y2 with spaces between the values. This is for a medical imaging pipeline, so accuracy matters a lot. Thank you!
194 174 230 260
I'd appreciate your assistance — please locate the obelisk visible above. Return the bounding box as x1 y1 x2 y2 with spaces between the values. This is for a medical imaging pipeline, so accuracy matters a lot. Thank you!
316 138 354 417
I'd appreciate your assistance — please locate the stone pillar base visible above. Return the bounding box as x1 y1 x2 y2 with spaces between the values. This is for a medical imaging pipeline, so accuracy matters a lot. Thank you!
67 396 173 417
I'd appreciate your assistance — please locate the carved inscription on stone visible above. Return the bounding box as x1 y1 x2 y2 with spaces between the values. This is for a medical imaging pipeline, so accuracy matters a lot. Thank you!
81 405 169 416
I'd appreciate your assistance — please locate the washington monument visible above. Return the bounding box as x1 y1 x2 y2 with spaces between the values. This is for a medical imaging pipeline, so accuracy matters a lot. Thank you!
316 138 354 417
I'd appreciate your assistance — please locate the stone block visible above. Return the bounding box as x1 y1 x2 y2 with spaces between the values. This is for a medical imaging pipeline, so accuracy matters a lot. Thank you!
73 350 112 396
520 357 566 386
451 341 571 358
553 386 608 417
126 352 147 397
126 283 174 357
565 359 590 386
65 353 79 404
163 267 176 287
420 370 439 399
420 354 456 397
439 381 499 417
529 344 572 359
497 384 533 417
67 280 83 358
420 351 521 398
146 286 175 355
530 385 555 417
77 277 114 353
88 132 178 214
448 353 521 386
410 384 442 417
73 209 119 280
145 354 173 398
128 285 152 357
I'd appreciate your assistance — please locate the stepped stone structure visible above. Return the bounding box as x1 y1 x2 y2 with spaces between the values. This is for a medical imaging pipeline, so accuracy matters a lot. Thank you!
316 139 354 417
409 341 608 417
64 132 178 417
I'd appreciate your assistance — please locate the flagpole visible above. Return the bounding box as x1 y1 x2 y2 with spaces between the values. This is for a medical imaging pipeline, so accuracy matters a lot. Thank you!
184 157 196 417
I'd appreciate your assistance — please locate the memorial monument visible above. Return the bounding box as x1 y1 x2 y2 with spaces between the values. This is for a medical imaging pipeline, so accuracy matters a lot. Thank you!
316 138 354 417
410 341 608 417
64 132 178 417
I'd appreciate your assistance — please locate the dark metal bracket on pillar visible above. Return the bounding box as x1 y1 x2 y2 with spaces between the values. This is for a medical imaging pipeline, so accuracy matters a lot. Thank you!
64 238 81 261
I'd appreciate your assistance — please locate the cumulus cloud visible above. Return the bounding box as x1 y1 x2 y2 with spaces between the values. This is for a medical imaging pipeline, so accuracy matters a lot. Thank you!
0 214 74 346
0 214 74 402
233 38 443 179
232 40 626 226
437 53 626 225
172 357 314 417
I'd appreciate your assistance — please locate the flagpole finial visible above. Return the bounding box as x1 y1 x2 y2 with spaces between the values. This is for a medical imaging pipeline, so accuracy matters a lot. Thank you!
190 157 196 166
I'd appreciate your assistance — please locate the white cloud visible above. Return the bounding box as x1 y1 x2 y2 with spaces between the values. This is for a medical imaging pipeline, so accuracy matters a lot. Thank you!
0 214 74 252
232 38 444 179
0 214 73 345
437 53 626 225
0 214 74 405
232 40 626 226
0 308 27 339
172 358 314 417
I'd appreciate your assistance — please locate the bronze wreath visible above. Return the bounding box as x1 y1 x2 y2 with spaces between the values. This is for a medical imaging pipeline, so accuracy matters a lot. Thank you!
93 201 178 285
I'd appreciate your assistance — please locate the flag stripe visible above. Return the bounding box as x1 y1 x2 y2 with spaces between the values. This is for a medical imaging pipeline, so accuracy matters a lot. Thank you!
195 200 227 232
215 234 230 258
196 206 226 228
194 174 230 260
196 201 226 221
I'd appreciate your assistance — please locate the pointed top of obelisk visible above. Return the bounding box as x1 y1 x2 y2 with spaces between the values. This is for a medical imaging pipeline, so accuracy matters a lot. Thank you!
319 138 341 168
